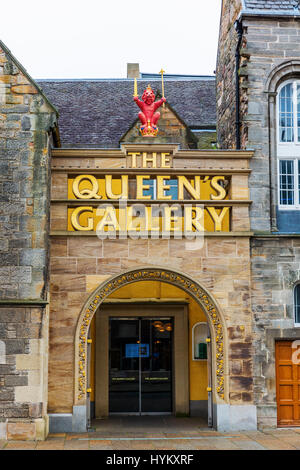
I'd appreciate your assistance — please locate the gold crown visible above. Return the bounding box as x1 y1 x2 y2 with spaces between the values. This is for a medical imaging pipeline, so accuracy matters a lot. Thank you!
140 119 158 137
140 126 159 137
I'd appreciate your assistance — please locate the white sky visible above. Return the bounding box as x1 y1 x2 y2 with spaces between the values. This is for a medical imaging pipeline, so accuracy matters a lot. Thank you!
1 0 222 79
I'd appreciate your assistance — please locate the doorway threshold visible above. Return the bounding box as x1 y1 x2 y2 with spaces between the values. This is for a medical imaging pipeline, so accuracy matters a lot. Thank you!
89 415 211 435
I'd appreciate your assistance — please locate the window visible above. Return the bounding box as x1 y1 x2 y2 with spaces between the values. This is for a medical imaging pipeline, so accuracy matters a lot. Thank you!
142 179 178 200
279 159 295 206
277 80 300 209
192 322 208 361
294 284 300 326
142 179 156 199
164 179 178 200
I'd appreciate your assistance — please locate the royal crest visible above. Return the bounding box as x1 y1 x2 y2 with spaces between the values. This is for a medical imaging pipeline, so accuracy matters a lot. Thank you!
133 72 166 137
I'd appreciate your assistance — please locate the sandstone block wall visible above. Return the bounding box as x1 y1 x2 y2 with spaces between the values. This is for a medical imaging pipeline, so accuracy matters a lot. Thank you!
217 4 300 429
251 237 300 428
0 305 48 440
217 12 300 231
0 41 57 439
216 0 243 150
241 17 300 232
0 41 57 299
49 236 254 413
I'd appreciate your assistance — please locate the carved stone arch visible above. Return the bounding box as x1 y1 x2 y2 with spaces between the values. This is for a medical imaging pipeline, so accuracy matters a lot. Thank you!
265 60 300 93
74 266 228 407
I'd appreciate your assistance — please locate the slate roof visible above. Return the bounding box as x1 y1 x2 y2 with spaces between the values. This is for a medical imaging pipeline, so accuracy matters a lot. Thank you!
243 0 300 14
36 79 216 149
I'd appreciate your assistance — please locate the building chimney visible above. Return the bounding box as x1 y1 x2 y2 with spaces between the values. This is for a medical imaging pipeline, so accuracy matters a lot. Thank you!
127 63 140 79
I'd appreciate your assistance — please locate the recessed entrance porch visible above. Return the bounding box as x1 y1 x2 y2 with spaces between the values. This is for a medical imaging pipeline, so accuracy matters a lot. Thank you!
90 285 211 424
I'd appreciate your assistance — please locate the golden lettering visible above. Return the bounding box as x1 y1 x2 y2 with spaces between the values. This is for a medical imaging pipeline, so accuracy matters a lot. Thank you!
185 207 205 232
136 175 152 200
161 153 171 168
105 175 128 199
72 175 101 199
128 152 140 168
163 206 181 232
210 176 227 200
127 205 148 232
96 206 120 232
71 206 94 231
157 176 172 200
178 176 201 200
142 152 157 168
207 207 229 231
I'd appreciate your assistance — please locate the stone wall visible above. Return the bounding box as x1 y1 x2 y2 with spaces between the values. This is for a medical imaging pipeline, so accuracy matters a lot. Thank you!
0 41 57 299
251 237 300 428
241 17 300 231
237 16 300 425
0 41 57 439
218 13 300 230
196 131 217 150
217 5 300 429
0 305 49 440
216 0 243 150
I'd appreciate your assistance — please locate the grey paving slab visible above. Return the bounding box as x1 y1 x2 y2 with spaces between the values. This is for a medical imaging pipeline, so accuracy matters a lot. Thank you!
2 417 300 450
232 439 266 450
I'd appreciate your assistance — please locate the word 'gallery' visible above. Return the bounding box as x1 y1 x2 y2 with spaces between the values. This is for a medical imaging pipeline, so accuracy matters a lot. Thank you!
1 0 300 441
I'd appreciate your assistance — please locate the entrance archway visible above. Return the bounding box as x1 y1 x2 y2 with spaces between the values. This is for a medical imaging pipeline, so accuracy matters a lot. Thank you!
74 266 228 422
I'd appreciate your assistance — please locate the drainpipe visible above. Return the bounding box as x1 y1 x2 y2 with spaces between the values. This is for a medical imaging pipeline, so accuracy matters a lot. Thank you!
234 19 243 150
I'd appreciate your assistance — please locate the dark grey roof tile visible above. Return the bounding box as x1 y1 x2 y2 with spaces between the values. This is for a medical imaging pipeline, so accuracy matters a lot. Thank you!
244 0 300 12
36 79 216 148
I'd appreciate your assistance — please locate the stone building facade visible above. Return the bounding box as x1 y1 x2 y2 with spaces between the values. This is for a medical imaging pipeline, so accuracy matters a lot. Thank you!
1 0 300 440
0 41 58 439
217 0 300 428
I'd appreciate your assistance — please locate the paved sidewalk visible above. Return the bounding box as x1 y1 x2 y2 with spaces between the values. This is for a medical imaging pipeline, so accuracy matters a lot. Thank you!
1 416 300 450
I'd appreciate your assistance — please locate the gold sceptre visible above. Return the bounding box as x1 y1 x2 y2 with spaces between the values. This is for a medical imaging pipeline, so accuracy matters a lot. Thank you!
159 68 165 108
133 77 138 97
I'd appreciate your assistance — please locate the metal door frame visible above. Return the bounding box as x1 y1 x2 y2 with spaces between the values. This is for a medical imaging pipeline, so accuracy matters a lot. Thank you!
206 324 213 427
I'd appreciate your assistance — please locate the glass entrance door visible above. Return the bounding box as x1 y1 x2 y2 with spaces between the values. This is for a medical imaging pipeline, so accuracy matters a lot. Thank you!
109 317 173 415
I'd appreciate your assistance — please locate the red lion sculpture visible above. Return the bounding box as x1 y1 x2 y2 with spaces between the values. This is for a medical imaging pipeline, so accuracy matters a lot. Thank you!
134 85 166 136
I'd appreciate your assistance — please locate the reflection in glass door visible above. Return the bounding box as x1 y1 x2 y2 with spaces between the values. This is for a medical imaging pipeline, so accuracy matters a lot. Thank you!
109 318 173 415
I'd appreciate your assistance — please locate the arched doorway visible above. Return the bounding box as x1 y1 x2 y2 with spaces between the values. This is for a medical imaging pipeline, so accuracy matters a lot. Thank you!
74 267 228 430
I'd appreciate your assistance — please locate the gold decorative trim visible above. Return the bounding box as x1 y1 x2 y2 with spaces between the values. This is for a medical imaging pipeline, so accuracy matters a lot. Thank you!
75 267 227 404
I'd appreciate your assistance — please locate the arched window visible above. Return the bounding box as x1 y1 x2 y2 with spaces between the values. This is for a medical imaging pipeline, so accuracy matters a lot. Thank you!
294 284 300 326
277 80 300 209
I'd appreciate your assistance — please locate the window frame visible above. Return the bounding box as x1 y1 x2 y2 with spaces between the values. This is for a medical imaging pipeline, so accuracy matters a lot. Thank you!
294 283 300 327
277 79 300 210
277 158 299 209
